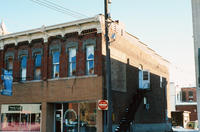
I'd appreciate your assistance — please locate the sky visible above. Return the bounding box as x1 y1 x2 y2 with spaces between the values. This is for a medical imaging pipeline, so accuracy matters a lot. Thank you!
0 0 195 86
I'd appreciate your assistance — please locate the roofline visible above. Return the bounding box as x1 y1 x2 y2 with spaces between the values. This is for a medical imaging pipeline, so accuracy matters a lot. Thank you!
0 15 101 40
176 102 197 105
125 31 170 64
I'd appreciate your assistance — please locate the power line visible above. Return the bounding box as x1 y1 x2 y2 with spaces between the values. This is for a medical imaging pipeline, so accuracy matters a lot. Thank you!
30 0 77 18
42 0 87 18
30 0 87 19
31 0 82 18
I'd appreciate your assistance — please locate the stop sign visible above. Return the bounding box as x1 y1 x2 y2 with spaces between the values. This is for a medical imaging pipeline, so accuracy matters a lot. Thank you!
98 100 108 110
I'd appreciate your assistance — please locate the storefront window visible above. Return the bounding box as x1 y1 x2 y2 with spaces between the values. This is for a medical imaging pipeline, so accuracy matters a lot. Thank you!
63 103 78 132
79 102 96 132
0 104 41 131
59 102 96 132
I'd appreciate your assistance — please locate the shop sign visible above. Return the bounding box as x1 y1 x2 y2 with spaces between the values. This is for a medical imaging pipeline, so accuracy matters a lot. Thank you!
8 105 22 111
98 100 108 110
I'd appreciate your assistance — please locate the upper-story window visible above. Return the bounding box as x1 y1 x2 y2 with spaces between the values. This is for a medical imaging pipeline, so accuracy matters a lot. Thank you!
6 57 13 72
160 76 163 88
83 39 96 75
20 55 27 81
34 53 42 80
139 70 150 89
182 91 186 102
5 52 14 73
68 48 76 76
52 50 60 78
189 91 193 98
86 45 94 75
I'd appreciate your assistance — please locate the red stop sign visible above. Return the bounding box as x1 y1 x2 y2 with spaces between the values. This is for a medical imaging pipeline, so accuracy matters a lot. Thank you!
98 100 108 110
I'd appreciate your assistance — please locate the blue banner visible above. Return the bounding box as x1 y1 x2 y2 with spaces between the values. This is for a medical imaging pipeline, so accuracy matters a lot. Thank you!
1 69 13 96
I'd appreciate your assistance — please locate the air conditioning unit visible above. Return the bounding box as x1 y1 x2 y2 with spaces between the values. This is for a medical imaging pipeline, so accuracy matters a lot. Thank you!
139 70 150 89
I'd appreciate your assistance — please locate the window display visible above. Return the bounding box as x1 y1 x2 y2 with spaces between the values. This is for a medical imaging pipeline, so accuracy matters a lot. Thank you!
0 104 41 131
57 102 96 132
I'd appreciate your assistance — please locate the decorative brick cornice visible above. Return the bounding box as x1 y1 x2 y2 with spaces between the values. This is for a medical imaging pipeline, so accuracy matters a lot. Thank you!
0 15 103 50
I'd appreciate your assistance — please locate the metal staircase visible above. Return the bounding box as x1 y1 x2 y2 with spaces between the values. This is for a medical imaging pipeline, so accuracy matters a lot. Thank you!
115 90 145 132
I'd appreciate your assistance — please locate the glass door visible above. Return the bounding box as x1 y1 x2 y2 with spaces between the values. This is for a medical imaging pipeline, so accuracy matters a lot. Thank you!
55 104 63 132
55 110 62 132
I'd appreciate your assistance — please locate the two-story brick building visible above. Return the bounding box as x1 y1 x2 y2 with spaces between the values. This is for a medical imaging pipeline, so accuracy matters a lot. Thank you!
0 15 170 132
176 87 197 121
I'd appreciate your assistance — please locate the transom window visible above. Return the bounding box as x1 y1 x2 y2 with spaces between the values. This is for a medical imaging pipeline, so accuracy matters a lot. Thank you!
68 48 76 76
86 45 94 75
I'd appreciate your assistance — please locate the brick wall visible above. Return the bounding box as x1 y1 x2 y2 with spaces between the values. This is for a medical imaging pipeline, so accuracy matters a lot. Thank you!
176 105 197 121
103 30 170 123
0 32 102 82
181 87 196 102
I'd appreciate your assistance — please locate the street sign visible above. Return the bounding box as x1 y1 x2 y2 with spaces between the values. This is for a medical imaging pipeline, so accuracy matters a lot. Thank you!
98 100 108 110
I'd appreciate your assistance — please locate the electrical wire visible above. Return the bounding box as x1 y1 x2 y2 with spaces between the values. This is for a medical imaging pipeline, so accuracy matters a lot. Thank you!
30 0 77 18
30 0 87 19
31 0 81 18
42 0 87 18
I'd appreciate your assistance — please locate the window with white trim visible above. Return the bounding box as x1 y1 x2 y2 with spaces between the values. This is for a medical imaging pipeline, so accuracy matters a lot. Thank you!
139 70 150 89
34 53 42 80
6 57 13 72
86 45 94 75
68 47 76 76
20 55 27 81
52 50 60 78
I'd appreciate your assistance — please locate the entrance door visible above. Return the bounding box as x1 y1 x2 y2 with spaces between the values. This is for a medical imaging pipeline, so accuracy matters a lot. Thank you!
55 110 62 132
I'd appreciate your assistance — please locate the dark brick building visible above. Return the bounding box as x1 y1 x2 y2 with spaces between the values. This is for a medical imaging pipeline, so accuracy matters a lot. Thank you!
181 87 196 102
176 87 197 121
176 104 197 121
0 15 170 132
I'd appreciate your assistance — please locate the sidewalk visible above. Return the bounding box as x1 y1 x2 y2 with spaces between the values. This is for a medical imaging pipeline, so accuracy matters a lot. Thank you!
172 127 198 132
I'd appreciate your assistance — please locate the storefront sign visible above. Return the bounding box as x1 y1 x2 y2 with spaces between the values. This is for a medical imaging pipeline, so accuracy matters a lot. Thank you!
1 69 13 96
8 105 22 111
98 100 108 110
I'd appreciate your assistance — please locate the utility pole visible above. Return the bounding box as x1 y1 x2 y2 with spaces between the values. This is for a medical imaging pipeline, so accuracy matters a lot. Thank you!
104 0 112 131
191 0 200 131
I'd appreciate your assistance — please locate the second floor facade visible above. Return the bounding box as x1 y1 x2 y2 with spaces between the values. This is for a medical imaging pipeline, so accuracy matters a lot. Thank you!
0 31 102 83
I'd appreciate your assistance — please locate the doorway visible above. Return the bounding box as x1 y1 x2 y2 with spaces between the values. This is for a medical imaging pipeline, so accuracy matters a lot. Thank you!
55 104 63 132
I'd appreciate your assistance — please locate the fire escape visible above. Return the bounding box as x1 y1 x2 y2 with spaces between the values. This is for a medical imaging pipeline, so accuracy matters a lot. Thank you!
115 70 150 132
